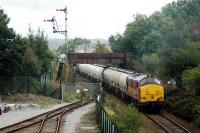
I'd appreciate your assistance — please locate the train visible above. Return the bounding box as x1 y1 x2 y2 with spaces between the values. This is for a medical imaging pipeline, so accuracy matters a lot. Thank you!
76 64 164 110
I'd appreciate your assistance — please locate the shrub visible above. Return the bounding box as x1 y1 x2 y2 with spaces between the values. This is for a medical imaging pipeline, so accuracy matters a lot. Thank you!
182 66 200 95
165 96 200 124
193 105 200 128
142 53 160 75
111 104 143 133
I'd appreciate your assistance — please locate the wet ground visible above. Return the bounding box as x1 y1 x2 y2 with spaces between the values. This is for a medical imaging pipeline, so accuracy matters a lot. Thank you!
60 102 99 133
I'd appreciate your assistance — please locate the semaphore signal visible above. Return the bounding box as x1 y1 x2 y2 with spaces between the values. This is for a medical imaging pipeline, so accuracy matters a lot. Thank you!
44 6 69 101
44 6 68 45
44 6 68 57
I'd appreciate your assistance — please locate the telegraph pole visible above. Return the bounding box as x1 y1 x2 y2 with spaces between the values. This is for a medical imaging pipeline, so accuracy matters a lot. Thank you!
65 7 68 55
56 6 68 59
44 6 68 101
44 6 68 58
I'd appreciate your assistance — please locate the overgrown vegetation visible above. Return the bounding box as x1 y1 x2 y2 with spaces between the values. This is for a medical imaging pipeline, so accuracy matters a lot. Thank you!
109 0 200 89
57 38 91 54
111 104 143 133
164 94 200 128
0 8 54 94
76 107 100 133
103 94 143 133
109 0 200 128
94 41 110 53
64 90 81 103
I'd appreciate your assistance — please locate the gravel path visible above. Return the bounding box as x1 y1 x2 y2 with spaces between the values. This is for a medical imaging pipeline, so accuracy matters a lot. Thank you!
0 103 69 128
60 103 96 133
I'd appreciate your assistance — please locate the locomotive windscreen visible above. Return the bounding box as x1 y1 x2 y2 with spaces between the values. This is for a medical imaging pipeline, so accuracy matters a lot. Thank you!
139 77 161 86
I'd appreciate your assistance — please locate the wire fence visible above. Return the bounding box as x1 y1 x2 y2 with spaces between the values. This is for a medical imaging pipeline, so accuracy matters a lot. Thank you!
61 83 100 102
96 102 119 133
0 76 41 94
0 75 61 98
62 82 119 132
0 61 62 98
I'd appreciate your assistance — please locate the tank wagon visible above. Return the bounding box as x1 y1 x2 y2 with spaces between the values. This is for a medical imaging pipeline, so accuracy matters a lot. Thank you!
77 64 164 109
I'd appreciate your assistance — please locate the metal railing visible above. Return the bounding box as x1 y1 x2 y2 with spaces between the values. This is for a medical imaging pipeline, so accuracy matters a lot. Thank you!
96 102 119 133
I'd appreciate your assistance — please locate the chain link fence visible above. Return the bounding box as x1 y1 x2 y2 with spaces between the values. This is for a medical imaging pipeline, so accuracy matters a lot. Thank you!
61 82 101 102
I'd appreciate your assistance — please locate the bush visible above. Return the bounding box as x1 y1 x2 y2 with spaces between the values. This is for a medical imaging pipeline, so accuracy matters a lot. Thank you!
165 96 200 125
182 66 200 96
64 90 80 103
193 105 200 128
111 104 143 133
142 53 160 75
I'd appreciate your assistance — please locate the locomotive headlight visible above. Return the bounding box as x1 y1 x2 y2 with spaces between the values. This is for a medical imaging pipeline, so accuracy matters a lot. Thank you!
157 96 164 101
142 97 146 99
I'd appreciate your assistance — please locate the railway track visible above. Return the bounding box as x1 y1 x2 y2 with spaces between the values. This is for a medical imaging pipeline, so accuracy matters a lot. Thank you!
0 100 93 133
144 113 191 133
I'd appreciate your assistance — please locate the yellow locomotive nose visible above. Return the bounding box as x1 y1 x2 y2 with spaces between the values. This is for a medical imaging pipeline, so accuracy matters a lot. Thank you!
140 84 164 103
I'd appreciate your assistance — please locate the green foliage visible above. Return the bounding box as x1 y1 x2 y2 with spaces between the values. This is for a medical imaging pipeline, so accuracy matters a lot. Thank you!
142 53 160 75
94 41 110 53
111 104 143 133
109 0 200 90
165 96 200 126
64 90 81 103
193 105 200 128
109 13 163 58
131 60 145 73
57 37 91 54
23 47 43 76
182 65 200 95
27 27 53 74
104 99 117 113
0 8 26 78
160 42 200 86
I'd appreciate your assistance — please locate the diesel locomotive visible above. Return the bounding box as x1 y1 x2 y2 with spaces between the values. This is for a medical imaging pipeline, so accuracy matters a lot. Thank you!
77 64 164 110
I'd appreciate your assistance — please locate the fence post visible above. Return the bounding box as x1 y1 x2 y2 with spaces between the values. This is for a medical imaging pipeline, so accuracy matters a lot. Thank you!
44 74 46 95
97 101 119 133
27 75 30 93
112 124 114 133
102 109 104 132
104 111 106 133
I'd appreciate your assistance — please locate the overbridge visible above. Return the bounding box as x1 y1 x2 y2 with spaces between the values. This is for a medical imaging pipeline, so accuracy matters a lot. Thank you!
67 53 131 67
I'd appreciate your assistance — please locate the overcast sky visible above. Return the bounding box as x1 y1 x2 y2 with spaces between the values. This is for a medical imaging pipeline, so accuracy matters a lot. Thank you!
0 0 175 39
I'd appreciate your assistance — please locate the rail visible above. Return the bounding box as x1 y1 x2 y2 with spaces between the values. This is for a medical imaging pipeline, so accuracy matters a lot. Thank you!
0 101 81 133
144 113 191 133
37 100 94 133
160 113 191 133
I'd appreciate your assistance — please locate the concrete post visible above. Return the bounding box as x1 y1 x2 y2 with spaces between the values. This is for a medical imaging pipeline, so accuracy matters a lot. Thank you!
0 95 3 115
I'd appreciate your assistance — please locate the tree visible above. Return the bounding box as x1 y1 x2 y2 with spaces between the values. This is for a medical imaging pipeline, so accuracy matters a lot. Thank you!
109 14 164 58
27 27 53 74
182 65 200 96
0 8 26 78
160 42 200 86
109 0 200 85
142 53 160 75
57 38 91 54
94 41 110 53
23 47 43 76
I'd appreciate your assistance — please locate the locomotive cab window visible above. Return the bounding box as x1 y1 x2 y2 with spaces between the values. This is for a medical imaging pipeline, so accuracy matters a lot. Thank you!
139 77 161 86
154 78 161 85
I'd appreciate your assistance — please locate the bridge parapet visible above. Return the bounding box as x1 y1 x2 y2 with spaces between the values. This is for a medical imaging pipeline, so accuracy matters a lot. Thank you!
68 53 132 67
